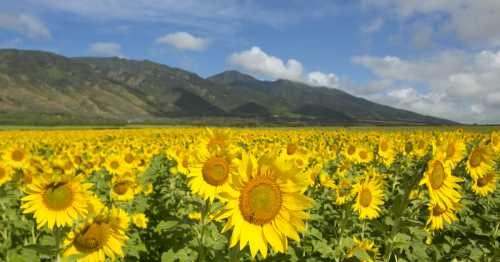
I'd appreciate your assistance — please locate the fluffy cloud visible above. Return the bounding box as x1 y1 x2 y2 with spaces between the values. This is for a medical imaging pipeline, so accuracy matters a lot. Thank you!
0 13 51 39
307 72 340 89
229 46 341 88
362 0 500 47
156 32 209 51
353 50 500 123
88 42 124 57
229 46 303 81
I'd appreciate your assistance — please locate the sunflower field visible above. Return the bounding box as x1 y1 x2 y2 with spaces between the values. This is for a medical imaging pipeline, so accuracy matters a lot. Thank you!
0 128 499 262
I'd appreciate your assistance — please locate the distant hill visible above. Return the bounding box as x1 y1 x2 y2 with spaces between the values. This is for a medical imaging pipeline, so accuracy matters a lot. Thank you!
0 48 456 125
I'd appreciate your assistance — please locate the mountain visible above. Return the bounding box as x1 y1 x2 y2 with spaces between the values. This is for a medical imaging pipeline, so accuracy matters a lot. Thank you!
0 49 456 125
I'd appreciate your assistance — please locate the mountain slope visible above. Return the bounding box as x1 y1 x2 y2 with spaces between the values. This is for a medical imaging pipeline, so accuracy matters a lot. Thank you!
0 49 456 125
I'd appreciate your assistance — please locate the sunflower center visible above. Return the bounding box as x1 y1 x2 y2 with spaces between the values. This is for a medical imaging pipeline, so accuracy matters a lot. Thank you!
239 177 282 225
182 158 189 168
11 150 24 162
124 153 134 164
359 188 372 207
287 144 297 155
202 157 229 186
432 206 446 216
469 149 482 168
347 145 356 155
477 172 494 187
429 161 446 190
110 160 120 170
446 143 456 158
359 150 368 160
64 161 73 171
0 167 5 179
113 182 129 195
74 222 112 253
42 182 74 211
380 141 388 152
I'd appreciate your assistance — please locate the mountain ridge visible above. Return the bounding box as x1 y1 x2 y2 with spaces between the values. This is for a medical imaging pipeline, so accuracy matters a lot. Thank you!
0 48 457 125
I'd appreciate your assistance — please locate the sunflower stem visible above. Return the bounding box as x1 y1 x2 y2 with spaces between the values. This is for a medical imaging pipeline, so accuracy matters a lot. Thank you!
54 227 62 262
198 199 210 262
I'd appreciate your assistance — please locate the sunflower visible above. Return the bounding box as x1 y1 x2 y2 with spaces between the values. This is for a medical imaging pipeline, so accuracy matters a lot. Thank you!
0 164 13 186
377 137 395 166
216 153 313 258
4 145 30 169
346 237 379 262
21 175 93 230
63 207 129 262
343 142 358 161
335 160 351 177
426 202 460 231
420 158 462 209
335 178 354 205
110 174 139 202
490 131 500 153
200 128 234 154
466 145 496 180
131 213 148 229
352 174 384 220
434 135 466 167
187 147 237 202
104 155 124 175
355 145 374 164
471 171 497 196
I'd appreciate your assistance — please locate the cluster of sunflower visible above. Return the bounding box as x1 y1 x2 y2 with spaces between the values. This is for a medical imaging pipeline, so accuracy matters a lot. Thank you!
0 128 498 261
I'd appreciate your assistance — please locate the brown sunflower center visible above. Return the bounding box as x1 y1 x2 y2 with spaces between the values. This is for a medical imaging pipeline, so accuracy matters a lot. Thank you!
74 222 112 253
113 182 129 195
42 182 74 211
469 149 482 168
182 158 189 168
477 172 494 187
202 157 229 186
432 205 446 216
0 167 5 179
124 153 134 164
359 150 368 160
446 143 456 158
239 177 282 225
359 188 372 207
110 160 120 170
11 150 24 162
347 145 356 155
429 161 446 190
380 141 388 152
287 144 297 155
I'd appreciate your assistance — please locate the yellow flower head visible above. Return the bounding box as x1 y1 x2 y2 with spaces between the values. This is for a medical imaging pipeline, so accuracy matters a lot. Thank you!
216 152 313 258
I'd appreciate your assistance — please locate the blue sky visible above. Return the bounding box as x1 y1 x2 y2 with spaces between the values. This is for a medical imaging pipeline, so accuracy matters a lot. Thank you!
1 0 500 124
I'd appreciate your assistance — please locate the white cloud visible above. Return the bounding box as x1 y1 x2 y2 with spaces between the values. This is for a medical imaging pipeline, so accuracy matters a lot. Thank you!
307 72 340 88
361 17 384 34
229 46 341 89
156 32 209 51
362 0 500 47
88 42 124 57
0 13 51 39
229 46 303 81
353 50 500 123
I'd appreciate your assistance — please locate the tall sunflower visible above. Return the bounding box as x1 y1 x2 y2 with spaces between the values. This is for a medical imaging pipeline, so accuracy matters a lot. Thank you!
187 147 237 202
346 237 379 262
471 171 497 196
434 135 466 167
21 174 93 230
426 202 460 231
63 207 129 262
420 158 462 209
216 153 313 258
466 145 496 180
352 173 385 220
